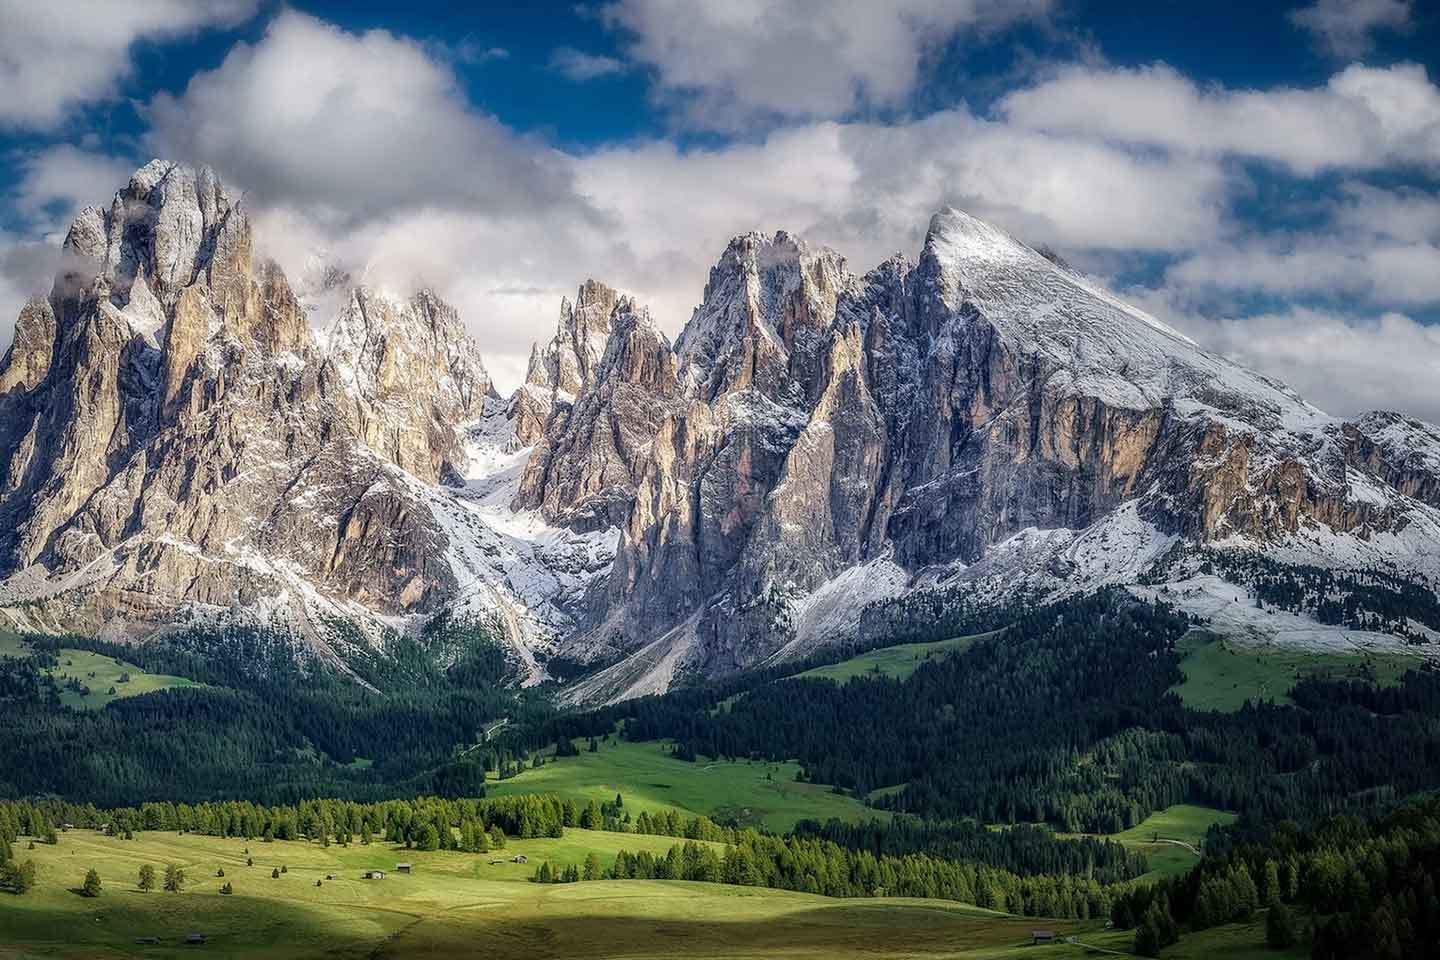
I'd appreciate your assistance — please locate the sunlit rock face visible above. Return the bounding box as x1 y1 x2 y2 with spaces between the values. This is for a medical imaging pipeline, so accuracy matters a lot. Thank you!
3 162 1438 697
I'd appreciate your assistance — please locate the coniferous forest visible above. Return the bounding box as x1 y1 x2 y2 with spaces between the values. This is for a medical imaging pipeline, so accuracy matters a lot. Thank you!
4 588 1440 958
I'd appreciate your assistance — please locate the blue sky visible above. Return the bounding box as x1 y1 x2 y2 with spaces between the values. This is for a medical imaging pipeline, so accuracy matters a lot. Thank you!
2 0 1438 417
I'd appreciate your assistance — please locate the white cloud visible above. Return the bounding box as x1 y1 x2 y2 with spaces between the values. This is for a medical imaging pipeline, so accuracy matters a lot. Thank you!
999 61 1440 174
13 146 136 237
1166 242 1440 306
1289 0 1412 57
0 0 257 129
550 47 627 81
125 9 1230 392
1333 183 1440 243
1179 304 1440 421
576 111 1228 329
602 0 1050 129
147 11 584 224
1163 181 1440 310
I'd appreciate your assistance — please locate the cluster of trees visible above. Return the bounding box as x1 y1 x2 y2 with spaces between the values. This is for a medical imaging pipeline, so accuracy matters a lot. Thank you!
1200 552 1440 640
792 816 1148 883
531 855 604 884
856 585 1022 646
613 593 1197 828
604 835 1114 919
0 832 36 894
1112 796 1440 958
0 795 553 850
0 624 556 805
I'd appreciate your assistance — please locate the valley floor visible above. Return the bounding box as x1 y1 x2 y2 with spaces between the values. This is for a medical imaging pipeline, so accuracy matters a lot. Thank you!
3 829 1116 959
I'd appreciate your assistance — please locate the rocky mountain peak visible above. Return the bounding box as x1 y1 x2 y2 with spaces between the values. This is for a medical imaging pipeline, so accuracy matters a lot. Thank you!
5 177 1440 705
511 279 626 446
63 160 250 319
322 285 494 483
675 229 851 405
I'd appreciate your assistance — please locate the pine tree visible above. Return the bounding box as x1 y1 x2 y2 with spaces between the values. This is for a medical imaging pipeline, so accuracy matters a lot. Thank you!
583 853 603 881
138 864 156 892
1134 915 1161 958
82 868 102 897
272 867 280 879
1264 859 1282 906
1266 902 1296 949
163 863 185 892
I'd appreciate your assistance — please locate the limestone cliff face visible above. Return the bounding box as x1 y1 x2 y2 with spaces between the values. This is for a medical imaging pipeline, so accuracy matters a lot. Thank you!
509 279 619 447
0 161 493 657
0 298 56 395
323 287 494 484
515 292 682 532
534 211 1440 689
4 165 1438 692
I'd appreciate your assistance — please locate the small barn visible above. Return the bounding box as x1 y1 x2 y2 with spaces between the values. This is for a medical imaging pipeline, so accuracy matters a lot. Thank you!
1031 930 1056 945
511 854 528 864
134 937 159 945
395 863 413 874
186 933 209 945
364 870 385 880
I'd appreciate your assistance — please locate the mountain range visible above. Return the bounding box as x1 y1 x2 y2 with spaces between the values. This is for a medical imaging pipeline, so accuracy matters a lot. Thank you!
2 160 1437 702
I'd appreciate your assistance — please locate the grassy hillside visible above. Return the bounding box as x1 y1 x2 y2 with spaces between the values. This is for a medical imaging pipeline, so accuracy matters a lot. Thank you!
1169 630 1418 712
1 827 1117 959
0 634 199 710
1056 804 1237 881
486 740 878 832
1054 917 1306 960
795 630 1001 683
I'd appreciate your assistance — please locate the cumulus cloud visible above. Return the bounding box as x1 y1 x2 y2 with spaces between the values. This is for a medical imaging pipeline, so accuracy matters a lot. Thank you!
1162 181 1440 310
0 0 257 129
1289 0 1412 58
602 0 1051 129
576 112 1228 324
13 146 136 236
550 47 627 81
1181 305 1440 421
147 11 585 225
125 9 1234 391
998 61 1440 173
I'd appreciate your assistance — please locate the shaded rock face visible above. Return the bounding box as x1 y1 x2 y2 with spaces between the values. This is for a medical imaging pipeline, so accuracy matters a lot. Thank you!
0 161 490 649
510 279 619 447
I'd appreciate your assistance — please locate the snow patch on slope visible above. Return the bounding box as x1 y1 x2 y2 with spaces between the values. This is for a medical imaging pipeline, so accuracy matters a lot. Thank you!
772 558 910 663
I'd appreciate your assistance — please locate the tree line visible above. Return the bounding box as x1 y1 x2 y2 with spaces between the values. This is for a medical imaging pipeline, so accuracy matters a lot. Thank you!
1111 794 1440 958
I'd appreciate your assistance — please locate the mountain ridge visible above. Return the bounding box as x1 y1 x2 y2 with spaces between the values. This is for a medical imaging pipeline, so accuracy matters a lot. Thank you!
1 160 1437 700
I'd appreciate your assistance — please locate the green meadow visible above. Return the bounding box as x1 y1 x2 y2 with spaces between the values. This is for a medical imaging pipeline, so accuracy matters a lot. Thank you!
0 827 1117 960
0 633 198 710
794 629 1002 683
1169 630 1419 712
1054 803 1237 881
486 739 879 832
